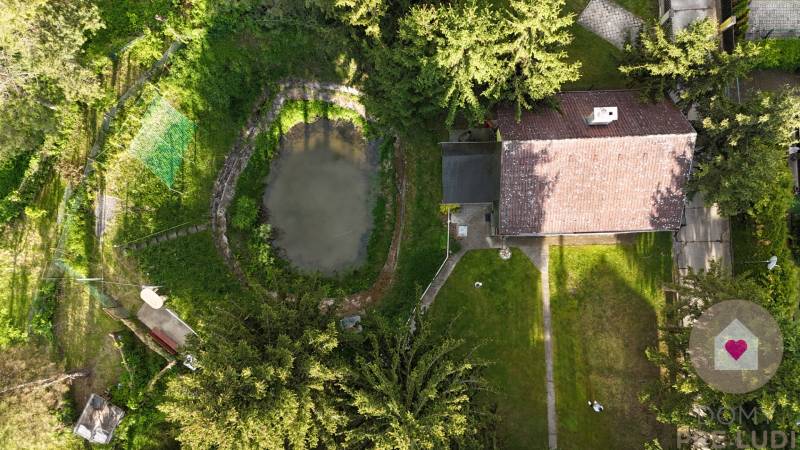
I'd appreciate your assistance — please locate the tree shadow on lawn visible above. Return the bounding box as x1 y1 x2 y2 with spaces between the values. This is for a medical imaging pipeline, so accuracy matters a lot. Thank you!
551 250 675 449
427 248 549 449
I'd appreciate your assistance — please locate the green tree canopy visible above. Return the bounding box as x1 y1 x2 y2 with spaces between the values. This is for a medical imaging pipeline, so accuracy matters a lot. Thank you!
159 297 347 450
0 0 103 162
365 0 579 129
690 89 800 217
487 0 580 118
620 19 760 109
341 311 490 449
399 2 504 126
643 264 800 442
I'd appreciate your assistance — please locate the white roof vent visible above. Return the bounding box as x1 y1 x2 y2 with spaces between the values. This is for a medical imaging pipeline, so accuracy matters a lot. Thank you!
586 107 618 125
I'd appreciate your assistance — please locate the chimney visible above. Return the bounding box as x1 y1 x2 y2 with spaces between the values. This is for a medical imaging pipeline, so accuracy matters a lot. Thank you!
586 107 618 126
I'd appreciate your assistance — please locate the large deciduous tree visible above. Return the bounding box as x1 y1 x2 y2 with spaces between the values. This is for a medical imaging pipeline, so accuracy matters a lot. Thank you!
620 19 759 109
341 312 490 449
159 297 347 450
690 89 800 217
642 264 800 443
0 0 103 162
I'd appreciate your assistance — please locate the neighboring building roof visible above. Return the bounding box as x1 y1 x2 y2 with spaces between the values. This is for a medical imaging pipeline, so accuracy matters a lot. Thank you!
442 141 501 204
747 0 800 40
495 90 696 236
73 394 125 444
495 90 696 141
667 0 716 36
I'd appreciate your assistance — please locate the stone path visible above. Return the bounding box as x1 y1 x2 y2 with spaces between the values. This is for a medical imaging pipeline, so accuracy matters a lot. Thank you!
118 222 209 251
578 0 643 49
539 246 557 450
519 242 557 450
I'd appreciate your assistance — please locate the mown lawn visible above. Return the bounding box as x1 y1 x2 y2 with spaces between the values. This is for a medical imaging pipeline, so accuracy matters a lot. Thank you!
428 249 548 450
563 24 627 91
561 0 657 90
549 233 674 450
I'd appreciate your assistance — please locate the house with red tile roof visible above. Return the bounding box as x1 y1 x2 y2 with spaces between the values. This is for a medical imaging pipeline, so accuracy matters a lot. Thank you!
442 90 696 236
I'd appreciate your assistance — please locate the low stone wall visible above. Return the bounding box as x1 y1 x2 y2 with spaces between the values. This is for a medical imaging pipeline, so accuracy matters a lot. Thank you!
210 81 367 284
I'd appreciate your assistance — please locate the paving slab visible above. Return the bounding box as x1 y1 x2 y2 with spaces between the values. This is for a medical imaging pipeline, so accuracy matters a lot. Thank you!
674 193 732 276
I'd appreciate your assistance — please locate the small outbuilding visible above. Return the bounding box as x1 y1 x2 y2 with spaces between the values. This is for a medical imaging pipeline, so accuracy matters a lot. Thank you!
73 394 125 444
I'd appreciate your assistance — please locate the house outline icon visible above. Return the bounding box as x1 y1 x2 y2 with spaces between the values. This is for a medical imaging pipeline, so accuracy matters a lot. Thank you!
714 319 758 371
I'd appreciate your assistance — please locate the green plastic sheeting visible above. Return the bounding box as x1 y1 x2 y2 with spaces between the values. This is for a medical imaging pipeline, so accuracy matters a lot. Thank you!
128 96 195 187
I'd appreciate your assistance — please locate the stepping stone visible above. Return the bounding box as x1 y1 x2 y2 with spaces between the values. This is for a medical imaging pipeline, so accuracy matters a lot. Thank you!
578 0 644 49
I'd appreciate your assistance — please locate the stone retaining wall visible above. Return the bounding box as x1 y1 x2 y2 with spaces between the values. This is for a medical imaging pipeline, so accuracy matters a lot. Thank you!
210 81 367 283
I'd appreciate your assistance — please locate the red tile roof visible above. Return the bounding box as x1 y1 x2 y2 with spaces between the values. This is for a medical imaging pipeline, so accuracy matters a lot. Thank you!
495 90 696 141
496 90 696 235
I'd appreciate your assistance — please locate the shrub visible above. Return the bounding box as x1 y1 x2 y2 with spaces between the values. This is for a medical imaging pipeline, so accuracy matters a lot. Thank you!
231 195 259 231
29 280 59 343
757 39 800 72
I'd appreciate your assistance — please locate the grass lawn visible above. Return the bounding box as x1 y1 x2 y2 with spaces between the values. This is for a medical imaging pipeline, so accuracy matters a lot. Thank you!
377 133 447 320
428 249 548 450
563 24 627 91
549 233 674 450
561 0 657 91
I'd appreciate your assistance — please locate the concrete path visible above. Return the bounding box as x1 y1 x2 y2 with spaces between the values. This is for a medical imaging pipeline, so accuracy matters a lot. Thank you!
674 193 732 276
420 252 464 310
578 0 643 49
521 242 558 450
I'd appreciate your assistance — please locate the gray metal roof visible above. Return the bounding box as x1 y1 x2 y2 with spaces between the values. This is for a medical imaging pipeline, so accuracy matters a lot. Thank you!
441 141 501 204
747 0 800 39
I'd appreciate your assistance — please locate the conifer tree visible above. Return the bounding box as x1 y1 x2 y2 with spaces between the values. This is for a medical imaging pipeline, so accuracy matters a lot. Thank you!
341 311 489 449
159 297 347 450
620 19 759 109
490 0 581 118
400 1 504 126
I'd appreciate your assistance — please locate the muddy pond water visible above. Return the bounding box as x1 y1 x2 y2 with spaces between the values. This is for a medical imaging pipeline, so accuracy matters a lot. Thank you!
262 119 378 274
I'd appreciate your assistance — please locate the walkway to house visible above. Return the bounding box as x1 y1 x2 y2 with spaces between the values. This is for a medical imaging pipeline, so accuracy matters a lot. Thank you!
578 0 643 49
673 193 732 276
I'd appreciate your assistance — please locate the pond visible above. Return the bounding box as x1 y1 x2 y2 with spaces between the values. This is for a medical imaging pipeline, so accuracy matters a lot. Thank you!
263 118 378 275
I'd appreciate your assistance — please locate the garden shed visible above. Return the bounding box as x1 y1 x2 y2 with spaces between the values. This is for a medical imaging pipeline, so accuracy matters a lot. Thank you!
73 394 125 444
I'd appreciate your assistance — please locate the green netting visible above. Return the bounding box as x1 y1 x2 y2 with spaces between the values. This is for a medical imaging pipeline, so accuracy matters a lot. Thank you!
128 95 195 187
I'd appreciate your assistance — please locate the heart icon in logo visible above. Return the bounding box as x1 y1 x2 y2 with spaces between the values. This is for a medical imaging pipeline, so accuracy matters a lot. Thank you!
725 339 748 360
